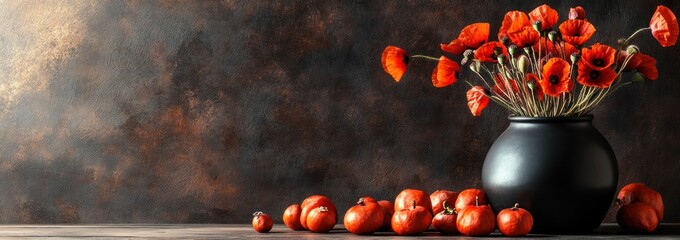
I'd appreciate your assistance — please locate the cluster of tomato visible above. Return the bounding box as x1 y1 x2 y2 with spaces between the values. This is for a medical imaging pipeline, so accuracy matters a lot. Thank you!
616 183 664 233
252 182 664 236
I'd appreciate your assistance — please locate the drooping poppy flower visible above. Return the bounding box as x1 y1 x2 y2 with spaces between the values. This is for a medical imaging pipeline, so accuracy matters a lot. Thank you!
569 6 586 20
498 11 531 41
618 50 643 71
529 4 559 31
559 19 596 46
493 73 519 98
540 57 573 96
381 46 409 82
581 43 616 70
441 23 490 55
637 54 659 80
474 41 508 63
466 86 490 116
432 56 461 87
650 5 679 47
577 62 618 88
525 73 545 101
440 39 468 55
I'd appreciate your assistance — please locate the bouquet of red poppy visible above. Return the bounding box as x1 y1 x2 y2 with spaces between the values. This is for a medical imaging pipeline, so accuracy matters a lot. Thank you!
381 5 678 117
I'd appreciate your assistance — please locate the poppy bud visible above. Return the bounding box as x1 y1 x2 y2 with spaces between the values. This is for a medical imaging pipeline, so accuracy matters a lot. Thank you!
532 20 542 32
463 49 474 59
497 54 506 65
626 45 640 55
548 31 560 42
617 38 628 47
570 53 581 64
517 55 530 73
493 47 503 57
527 80 536 91
501 35 511 46
470 61 481 73
523 46 533 55
508 45 518 57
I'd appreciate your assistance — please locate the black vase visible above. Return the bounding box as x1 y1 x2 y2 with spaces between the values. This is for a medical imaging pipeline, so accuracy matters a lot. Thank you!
481 115 618 233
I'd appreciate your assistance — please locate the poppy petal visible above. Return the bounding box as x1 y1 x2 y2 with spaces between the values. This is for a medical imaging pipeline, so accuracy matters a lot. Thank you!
650 5 679 47
499 11 531 41
618 50 642 71
529 4 559 31
508 26 540 48
637 54 659 80
466 86 490 116
381 46 409 82
440 39 467 55
432 56 461 87
458 23 490 48
559 19 596 46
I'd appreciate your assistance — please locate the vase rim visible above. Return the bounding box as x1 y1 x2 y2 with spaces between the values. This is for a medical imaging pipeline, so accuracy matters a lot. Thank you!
508 114 593 122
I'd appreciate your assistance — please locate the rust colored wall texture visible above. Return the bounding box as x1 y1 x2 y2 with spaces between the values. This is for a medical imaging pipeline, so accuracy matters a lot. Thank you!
0 0 678 223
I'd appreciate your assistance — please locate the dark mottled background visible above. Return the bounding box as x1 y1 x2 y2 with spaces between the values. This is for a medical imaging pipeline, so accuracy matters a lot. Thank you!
0 0 678 223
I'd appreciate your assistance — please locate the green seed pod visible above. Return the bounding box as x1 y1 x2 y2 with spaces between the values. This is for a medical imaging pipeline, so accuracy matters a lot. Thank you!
517 55 530 73
508 45 518 57
626 45 640 55
570 53 581 64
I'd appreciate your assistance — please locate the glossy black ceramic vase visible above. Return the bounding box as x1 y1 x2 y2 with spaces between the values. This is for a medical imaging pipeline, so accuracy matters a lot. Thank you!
481 115 618 233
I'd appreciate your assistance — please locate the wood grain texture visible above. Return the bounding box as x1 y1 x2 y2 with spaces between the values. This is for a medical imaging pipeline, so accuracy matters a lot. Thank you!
0 0 678 223
0 224 677 239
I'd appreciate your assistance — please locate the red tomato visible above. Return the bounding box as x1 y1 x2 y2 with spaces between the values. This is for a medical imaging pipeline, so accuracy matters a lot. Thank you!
432 201 458 235
430 190 458 215
283 204 304 230
300 195 337 230
252 212 273 233
617 183 664 221
343 197 384 235
306 206 337 233
456 196 495 236
617 202 658 233
377 200 394 231
391 200 432 235
497 203 533 236
394 189 432 214
454 189 488 212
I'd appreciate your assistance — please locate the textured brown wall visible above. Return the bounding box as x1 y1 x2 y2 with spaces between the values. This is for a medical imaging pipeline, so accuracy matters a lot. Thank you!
0 0 678 223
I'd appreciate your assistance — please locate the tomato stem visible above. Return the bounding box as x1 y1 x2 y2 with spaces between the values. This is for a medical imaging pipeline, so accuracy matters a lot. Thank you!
252 211 263 218
319 206 328 212
475 196 479 206
512 203 519 211
412 200 417 210
357 198 365 206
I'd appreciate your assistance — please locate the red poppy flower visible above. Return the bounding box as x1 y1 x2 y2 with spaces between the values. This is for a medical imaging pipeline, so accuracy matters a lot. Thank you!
540 57 573 96
569 6 586 20
498 11 531 40
581 43 616 70
508 26 540 48
577 62 618 88
637 54 659 80
618 50 643 71
432 56 461 87
650 5 679 47
559 19 596 46
474 41 508 63
526 73 545 101
529 4 559 31
466 86 490 116
441 23 490 55
493 73 519 98
381 46 408 82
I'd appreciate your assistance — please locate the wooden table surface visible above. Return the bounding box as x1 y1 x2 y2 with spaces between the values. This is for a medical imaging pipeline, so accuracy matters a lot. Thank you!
0 223 677 239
